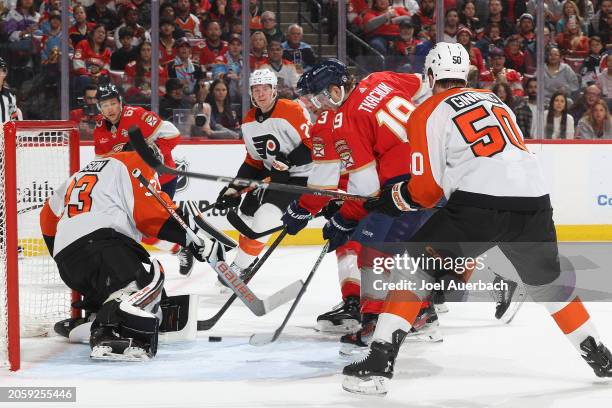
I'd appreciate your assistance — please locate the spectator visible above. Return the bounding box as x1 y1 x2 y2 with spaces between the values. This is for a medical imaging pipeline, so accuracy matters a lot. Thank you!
458 0 483 38
259 40 301 99
480 47 524 96
38 0 63 36
205 78 240 131
40 11 64 65
260 11 284 43
124 41 169 92
504 35 527 73
596 53 612 97
282 24 316 71
544 91 575 138
456 26 484 72
70 84 99 140
557 0 586 33
486 0 514 37
412 0 436 40
159 77 191 120
515 77 538 138
70 4 95 47
443 8 460 43
73 24 111 88
207 0 234 31
569 83 602 122
580 36 605 86
475 22 504 60
517 13 536 73
175 0 202 38
527 0 562 25
167 37 204 91
197 20 228 67
124 76 154 106
85 0 119 32
576 99 612 138
4 0 41 57
113 4 147 49
543 46 580 101
249 30 268 69
589 0 611 37
191 79 214 137
111 27 138 71
225 18 243 41
555 15 589 57
248 0 263 30
492 82 516 112
160 2 186 38
132 0 152 30
214 34 242 102
159 17 177 66
574 0 594 29
362 0 411 55
393 20 422 57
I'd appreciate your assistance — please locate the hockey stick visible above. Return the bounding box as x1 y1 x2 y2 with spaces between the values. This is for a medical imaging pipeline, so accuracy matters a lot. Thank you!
185 201 237 250
197 230 289 330
227 210 284 240
128 127 369 202
250 242 330 346
132 168 302 317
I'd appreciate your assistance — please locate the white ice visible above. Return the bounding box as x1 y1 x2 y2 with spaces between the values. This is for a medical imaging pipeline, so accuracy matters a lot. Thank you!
2 246 612 408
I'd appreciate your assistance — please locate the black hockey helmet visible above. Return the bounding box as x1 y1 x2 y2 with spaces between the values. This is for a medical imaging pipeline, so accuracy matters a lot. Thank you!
296 70 313 97
308 58 350 95
97 83 122 106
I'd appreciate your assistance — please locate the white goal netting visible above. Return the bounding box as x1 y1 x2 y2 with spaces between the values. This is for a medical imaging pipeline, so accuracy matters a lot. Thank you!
1 122 78 370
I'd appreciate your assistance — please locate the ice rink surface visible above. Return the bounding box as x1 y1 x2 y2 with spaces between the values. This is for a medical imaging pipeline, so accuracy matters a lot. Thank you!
2 246 612 408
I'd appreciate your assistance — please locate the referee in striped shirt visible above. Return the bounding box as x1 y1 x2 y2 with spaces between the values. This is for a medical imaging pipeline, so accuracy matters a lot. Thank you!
0 58 22 124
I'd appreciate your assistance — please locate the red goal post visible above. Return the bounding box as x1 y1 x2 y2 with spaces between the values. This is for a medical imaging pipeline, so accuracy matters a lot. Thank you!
1 120 81 371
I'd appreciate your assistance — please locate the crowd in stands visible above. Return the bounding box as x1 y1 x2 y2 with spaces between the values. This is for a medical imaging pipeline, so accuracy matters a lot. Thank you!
0 0 611 139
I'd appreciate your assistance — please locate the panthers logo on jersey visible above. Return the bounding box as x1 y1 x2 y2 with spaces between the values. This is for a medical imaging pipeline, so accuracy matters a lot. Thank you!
252 134 281 159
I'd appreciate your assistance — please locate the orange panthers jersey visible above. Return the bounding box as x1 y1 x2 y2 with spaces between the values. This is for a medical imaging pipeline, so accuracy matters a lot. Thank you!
40 152 178 257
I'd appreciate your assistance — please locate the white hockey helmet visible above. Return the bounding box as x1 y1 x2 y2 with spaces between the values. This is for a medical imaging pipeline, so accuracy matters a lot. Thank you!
249 68 278 108
424 42 470 89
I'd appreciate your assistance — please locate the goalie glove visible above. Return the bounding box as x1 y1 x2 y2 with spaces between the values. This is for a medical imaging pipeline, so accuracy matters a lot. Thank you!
363 181 419 217
186 230 215 263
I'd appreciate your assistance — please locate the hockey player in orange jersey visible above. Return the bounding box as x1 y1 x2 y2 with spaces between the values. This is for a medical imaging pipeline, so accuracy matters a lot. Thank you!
342 42 612 396
40 144 221 361
213 68 313 282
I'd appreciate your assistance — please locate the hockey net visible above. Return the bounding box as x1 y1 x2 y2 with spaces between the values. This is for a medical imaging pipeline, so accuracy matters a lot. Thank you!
0 121 80 371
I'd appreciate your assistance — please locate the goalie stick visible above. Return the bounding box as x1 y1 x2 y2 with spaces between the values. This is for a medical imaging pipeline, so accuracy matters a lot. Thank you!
132 168 302 317
197 230 289 330
250 242 330 346
128 126 370 202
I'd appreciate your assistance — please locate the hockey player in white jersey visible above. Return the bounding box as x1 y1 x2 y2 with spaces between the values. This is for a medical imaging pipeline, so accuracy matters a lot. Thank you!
342 42 612 395
214 68 312 279
40 144 221 361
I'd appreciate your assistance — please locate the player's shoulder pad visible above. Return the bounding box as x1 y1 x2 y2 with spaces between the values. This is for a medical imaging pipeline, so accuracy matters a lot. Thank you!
272 99 310 124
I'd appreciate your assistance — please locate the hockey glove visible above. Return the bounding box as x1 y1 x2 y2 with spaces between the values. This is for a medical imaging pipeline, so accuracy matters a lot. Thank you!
320 199 343 220
214 185 241 210
363 181 418 217
186 230 216 263
269 152 291 184
323 213 358 253
282 200 313 235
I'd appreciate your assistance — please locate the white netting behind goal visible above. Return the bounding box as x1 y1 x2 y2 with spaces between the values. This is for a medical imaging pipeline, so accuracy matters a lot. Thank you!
1 122 77 370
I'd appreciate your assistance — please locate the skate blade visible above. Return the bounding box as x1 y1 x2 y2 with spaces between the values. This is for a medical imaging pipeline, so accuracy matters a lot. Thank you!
316 319 361 334
404 326 443 343
501 286 527 324
434 303 449 313
342 375 388 396
90 346 151 362
339 343 369 358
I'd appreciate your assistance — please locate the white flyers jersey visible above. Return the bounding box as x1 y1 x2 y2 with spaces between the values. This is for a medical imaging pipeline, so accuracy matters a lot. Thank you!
241 98 313 177
405 87 549 208
40 151 176 256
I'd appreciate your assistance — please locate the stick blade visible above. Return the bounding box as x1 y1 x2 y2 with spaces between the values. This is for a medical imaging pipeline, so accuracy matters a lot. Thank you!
249 331 279 346
262 280 303 313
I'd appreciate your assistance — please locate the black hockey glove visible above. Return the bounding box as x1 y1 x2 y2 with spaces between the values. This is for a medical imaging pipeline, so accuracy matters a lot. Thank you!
282 200 313 235
214 185 242 210
269 152 291 184
323 213 358 253
320 199 343 220
363 181 418 217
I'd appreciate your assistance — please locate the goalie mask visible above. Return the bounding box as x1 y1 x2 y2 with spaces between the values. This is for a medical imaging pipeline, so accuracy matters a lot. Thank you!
424 42 470 89
249 68 278 111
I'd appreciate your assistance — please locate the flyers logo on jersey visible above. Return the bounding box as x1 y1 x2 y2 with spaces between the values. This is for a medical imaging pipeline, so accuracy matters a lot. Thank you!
252 134 281 159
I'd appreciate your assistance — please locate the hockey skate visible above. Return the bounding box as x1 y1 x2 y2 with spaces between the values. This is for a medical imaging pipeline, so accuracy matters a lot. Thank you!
433 290 449 313
316 296 361 333
177 247 195 277
404 301 443 343
90 326 154 362
491 275 526 324
339 313 377 357
580 336 612 377
342 330 406 396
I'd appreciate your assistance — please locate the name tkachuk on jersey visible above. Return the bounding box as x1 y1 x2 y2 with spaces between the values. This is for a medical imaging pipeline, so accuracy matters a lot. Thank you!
331 71 426 220
241 99 312 177
406 87 549 209
40 152 176 257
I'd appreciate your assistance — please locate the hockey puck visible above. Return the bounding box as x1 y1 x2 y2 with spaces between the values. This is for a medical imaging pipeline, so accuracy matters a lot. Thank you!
208 336 222 342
